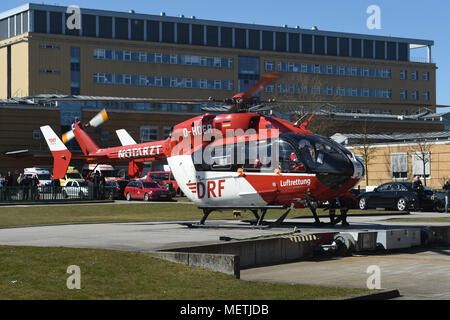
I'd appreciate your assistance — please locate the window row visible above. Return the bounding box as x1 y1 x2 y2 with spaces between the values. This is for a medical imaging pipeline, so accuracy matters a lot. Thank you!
93 73 234 90
391 152 430 179
274 84 392 99
93 48 234 68
39 69 60 74
400 90 431 101
273 61 391 79
27 10 411 61
400 70 430 81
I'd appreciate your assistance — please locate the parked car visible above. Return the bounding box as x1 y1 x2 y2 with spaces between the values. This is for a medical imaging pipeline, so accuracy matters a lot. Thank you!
145 171 180 197
62 180 89 199
357 181 439 212
60 166 84 186
124 180 172 201
104 180 129 200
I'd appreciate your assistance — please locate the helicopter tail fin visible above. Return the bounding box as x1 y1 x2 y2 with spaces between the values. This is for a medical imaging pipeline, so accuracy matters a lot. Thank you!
40 125 72 179
116 129 137 146
72 124 101 156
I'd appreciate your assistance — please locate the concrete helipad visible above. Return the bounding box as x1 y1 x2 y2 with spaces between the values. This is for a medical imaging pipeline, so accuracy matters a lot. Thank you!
0 211 448 252
0 210 449 299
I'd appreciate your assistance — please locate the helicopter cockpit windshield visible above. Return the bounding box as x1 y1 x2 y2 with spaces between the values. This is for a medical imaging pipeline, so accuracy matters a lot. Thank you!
279 133 354 176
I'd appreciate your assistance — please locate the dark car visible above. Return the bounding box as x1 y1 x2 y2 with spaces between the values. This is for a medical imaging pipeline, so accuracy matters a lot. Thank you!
104 180 129 200
357 182 437 212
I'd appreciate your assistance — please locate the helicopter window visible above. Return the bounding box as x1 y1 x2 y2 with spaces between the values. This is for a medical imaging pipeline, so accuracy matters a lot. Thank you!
192 140 274 172
298 139 316 165
278 140 305 173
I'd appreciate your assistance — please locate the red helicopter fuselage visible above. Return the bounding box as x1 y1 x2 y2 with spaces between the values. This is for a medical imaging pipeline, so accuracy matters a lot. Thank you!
66 112 363 210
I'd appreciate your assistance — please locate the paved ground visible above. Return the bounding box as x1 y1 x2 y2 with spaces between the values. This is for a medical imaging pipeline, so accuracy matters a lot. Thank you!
241 248 450 300
0 211 447 252
0 209 449 299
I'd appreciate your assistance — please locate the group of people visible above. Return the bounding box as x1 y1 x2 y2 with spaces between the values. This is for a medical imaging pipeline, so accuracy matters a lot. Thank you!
412 176 450 213
0 171 42 201
0 169 108 201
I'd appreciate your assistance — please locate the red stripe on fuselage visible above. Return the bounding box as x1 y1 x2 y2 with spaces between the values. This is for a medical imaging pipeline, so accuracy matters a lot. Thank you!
242 174 358 208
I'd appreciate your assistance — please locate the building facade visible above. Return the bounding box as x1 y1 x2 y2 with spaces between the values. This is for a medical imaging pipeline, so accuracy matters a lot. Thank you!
336 133 450 189
0 3 437 116
0 3 441 176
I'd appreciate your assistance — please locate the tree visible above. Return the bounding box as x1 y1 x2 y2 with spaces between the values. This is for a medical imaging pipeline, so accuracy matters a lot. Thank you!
411 139 432 186
354 121 377 186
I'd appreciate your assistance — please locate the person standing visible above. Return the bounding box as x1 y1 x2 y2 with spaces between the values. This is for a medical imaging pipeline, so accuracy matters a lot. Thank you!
5 171 13 201
0 173 4 201
51 176 61 200
413 176 424 211
31 174 39 201
98 172 106 200
443 180 450 213
93 172 100 200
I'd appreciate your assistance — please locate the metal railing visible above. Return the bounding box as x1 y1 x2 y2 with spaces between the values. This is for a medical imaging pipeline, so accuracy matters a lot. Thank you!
0 186 111 202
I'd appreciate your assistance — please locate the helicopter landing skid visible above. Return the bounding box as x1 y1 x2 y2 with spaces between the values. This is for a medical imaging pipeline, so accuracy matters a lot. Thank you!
196 205 292 228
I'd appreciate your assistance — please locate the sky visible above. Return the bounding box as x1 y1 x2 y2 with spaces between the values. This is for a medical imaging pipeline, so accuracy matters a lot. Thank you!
2 0 450 111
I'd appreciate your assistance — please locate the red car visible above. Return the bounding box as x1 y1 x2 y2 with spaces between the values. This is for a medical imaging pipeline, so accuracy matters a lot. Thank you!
124 180 172 201
145 171 180 197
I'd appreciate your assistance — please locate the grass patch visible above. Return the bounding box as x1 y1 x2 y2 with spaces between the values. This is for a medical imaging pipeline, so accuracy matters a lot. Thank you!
0 202 403 228
0 245 371 300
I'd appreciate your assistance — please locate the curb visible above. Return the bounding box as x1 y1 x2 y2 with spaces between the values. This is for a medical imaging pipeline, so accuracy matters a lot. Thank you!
343 289 401 300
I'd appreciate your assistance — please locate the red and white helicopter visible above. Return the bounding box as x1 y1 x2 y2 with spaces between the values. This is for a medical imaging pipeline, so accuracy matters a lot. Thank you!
40 74 364 227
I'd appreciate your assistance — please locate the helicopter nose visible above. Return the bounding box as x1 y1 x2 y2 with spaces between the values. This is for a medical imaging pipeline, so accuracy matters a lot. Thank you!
349 153 364 180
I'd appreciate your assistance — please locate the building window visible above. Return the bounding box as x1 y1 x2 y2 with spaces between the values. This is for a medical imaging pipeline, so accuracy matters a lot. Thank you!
206 26 219 47
398 43 408 61
302 34 312 54
163 126 172 139
422 72 430 81
314 36 325 54
33 129 41 140
400 90 408 100
400 70 407 80
177 23 189 44
70 47 81 95
412 91 419 100
264 60 274 71
275 32 287 52
363 40 374 59
234 28 246 49
221 27 232 48
351 39 362 58
162 22 174 43
140 126 158 142
411 71 418 80
262 31 273 51
391 153 408 179
423 92 430 101
248 30 260 50
412 151 430 179
39 69 60 74
39 44 60 49
289 33 299 53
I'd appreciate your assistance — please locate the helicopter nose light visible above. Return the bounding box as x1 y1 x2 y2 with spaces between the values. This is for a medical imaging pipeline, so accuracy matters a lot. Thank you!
274 168 281 175
237 168 245 176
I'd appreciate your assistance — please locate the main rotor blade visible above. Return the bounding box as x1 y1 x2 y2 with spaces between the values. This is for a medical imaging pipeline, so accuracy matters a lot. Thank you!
241 73 279 100
34 95 226 105
88 108 108 128
267 100 436 106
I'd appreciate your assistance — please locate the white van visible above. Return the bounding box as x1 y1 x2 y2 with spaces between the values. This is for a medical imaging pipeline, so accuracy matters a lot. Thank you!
82 164 119 181
23 167 52 191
